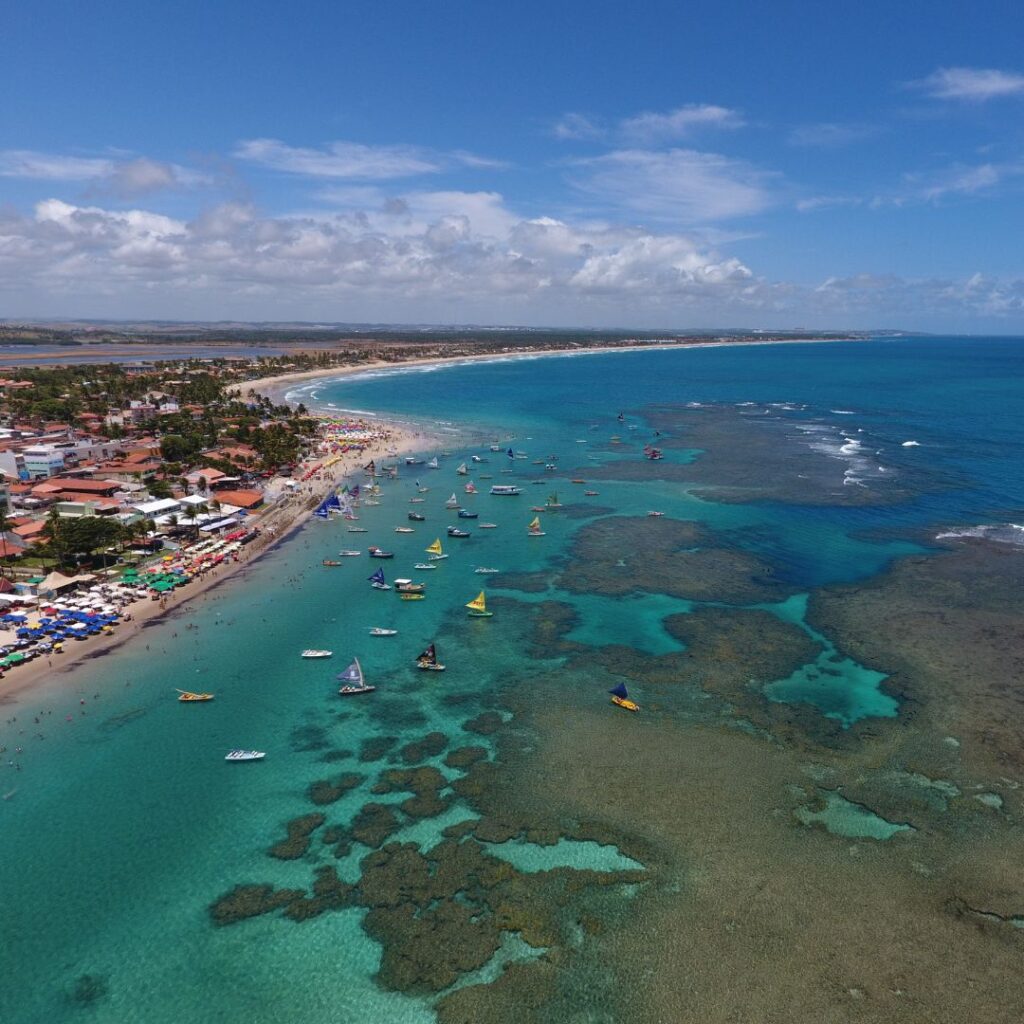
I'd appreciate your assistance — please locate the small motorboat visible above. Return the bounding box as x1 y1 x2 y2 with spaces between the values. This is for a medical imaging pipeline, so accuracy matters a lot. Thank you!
571 479 586 484
177 689 214 702
475 567 500 574
609 682 639 712
457 509 478 519
479 474 493 480
368 547 395 558
647 511 665 518
530 506 545 512
409 497 426 504
339 550 361 557
301 649 333 659
368 627 398 636
479 522 498 529
408 512 425 521
400 593 425 601
413 562 438 570
447 527 470 538
405 457 424 465
489 444 502 452
347 527 368 533
584 490 599 496
225 750 265 761
394 579 425 594
323 559 342 567
471 455 485 462
395 527 415 534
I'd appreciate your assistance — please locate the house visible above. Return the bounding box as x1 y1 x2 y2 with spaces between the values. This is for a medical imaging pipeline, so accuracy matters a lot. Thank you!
12 520 48 545
183 467 228 490
49 478 123 498
207 489 264 510
133 497 182 518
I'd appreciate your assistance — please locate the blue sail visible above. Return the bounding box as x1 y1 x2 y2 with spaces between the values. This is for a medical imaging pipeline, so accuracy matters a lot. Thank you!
506 447 514 459
337 659 363 683
368 567 386 584
325 494 342 510
609 682 629 699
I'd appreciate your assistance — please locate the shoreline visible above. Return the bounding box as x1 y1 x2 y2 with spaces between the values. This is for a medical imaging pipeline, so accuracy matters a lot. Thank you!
4 334 859 704
0 420 438 705
234 335 865 408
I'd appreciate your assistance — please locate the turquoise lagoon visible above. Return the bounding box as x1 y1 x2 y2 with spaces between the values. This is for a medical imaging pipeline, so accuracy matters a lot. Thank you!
3 337 1024 1021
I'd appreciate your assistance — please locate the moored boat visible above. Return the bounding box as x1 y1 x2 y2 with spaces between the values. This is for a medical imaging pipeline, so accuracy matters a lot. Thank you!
445 493 459 509
466 591 493 618
368 547 394 558
339 549 361 556
456 462 468 475
426 539 448 560
447 526 470 538
177 689 214 702
395 526 415 533
400 593 425 601
474 567 500 574
490 484 521 496
427 457 440 469
368 568 392 591
609 682 639 712
479 522 498 529
323 559 342 567
368 627 398 636
347 526 368 533
338 657 376 696
225 750 265 761
408 512 425 521
584 490 599 496
647 511 665 517
394 578 426 594
457 509 478 518
413 562 437 570
301 649 333 659
415 643 446 671
527 516 546 537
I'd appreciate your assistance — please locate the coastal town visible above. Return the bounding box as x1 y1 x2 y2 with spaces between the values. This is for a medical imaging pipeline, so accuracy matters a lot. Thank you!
0 351 417 689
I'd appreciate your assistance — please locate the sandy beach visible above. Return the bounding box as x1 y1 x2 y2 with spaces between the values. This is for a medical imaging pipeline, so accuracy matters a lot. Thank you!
232 336 860 408
0 419 436 703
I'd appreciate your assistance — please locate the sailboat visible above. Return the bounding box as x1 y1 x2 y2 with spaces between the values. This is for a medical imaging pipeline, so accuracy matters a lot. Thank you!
426 539 448 561
609 682 639 712
464 481 477 494
466 591 493 618
427 457 440 469
368 568 391 591
415 643 446 671
176 688 214 702
546 492 562 509
338 657 376 696
456 462 468 475
445 493 459 509
527 516 546 537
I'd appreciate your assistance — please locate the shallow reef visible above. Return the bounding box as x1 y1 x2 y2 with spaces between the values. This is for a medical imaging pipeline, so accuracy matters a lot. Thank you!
307 772 363 806
268 812 326 860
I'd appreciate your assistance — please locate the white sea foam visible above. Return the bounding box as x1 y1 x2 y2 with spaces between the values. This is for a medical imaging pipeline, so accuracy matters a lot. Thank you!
936 524 1024 547
831 409 856 415
902 440 920 447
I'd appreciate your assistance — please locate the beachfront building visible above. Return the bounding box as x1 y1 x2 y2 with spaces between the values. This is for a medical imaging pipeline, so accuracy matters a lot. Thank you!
21 444 67 479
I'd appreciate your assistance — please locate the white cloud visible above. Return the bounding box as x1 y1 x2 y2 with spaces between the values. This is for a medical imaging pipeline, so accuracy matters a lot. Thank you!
570 148 775 223
235 138 497 179
620 104 743 143
0 149 207 196
551 113 604 140
789 123 878 148
912 66 1024 102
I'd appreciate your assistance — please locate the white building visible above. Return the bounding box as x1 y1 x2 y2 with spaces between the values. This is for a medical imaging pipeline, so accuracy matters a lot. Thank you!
22 445 67 479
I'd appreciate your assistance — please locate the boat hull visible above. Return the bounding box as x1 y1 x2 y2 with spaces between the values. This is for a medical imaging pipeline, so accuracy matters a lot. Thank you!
467 611 493 618
611 696 639 712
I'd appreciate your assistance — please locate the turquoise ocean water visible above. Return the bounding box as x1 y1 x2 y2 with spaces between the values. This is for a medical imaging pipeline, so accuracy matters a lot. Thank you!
2 336 1024 1022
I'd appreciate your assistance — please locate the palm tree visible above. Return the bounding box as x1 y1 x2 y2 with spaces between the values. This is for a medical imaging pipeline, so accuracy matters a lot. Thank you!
0 501 11 579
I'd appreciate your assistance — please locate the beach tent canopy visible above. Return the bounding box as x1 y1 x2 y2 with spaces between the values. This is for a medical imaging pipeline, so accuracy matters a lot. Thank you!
38 571 96 594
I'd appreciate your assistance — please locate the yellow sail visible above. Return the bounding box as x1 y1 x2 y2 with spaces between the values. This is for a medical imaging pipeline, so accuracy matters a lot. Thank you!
426 538 443 555
528 517 541 530
466 591 487 612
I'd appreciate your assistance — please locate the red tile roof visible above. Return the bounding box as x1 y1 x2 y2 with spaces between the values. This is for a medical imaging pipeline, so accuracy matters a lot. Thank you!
211 489 264 509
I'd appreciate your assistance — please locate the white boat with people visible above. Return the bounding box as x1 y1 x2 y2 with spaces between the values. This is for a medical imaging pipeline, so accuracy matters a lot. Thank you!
490 485 521 496
475 567 500 574
301 649 333 659
413 562 438 570
339 550 361 557
225 750 265 761
368 627 398 636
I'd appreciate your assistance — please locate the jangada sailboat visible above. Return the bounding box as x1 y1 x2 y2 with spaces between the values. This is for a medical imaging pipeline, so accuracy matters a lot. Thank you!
427 457 440 469
338 657 376 696
445 493 459 509
545 492 563 509
368 568 392 591
609 682 639 712
456 462 468 475
527 516 546 537
177 688 214 702
415 643 446 671
464 481 477 494
466 591 493 618
426 538 448 560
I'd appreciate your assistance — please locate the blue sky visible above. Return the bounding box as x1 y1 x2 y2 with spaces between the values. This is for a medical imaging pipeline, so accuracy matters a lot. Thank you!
3 0 1024 330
